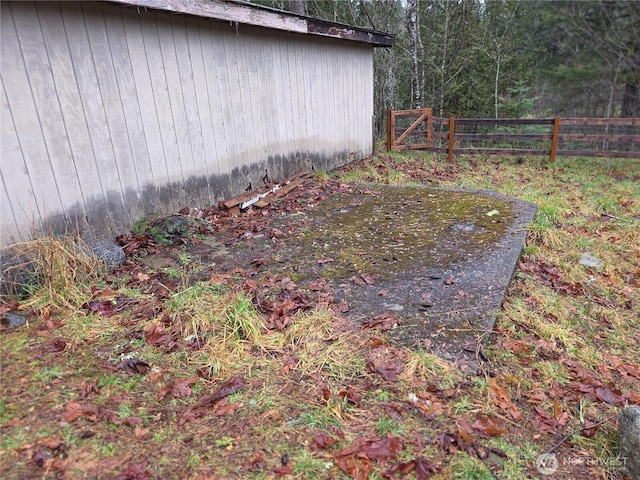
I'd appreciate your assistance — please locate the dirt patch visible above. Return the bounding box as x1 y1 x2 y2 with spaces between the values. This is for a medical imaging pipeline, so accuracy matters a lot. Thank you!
147 182 536 371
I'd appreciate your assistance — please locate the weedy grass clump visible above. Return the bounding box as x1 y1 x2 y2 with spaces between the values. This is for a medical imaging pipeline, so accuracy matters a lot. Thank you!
0 235 105 313
164 282 264 376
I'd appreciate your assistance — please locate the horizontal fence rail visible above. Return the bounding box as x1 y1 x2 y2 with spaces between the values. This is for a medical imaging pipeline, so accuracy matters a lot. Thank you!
387 109 640 160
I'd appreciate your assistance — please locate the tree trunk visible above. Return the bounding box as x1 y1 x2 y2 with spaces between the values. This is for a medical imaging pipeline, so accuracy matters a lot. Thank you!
438 1 451 116
408 0 422 109
494 54 501 118
288 0 306 15
622 79 639 117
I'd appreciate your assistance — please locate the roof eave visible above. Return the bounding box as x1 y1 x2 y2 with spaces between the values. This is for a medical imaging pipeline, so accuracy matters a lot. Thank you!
106 0 395 47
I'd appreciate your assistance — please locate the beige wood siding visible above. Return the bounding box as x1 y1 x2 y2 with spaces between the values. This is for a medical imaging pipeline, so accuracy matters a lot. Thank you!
0 1 374 246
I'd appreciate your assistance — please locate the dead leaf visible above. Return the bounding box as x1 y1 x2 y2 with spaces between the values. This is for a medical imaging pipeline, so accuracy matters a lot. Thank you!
44 337 68 353
134 425 148 440
273 464 293 477
471 416 507 438
433 432 459 455
180 377 245 424
63 402 106 423
488 377 521 420
526 389 548 404
82 299 116 316
312 432 340 450
412 391 444 419
171 377 197 398
362 313 399 332
249 450 265 471
338 388 362 406
594 386 625 406
79 381 99 399
119 359 150 376
144 322 175 347
351 274 377 286
317 254 334 264
415 456 441 479
114 461 152 480
334 436 402 480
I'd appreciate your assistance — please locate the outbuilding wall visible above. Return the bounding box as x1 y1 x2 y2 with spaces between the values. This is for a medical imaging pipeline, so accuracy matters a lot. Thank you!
0 1 374 246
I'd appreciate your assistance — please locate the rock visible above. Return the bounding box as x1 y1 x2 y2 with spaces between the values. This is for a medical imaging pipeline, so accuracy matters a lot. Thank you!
1 312 27 327
580 252 603 269
619 405 640 480
88 239 126 269
0 249 40 298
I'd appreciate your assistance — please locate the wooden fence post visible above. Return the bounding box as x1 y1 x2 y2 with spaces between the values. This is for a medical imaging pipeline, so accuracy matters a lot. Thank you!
550 117 560 163
426 109 432 148
386 109 393 151
448 117 455 161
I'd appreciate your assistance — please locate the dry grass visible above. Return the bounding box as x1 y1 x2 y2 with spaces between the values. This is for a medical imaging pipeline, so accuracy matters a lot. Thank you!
0 235 104 313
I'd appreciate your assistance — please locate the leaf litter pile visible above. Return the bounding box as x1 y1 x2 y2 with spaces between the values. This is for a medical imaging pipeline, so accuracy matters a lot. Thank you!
1 153 639 479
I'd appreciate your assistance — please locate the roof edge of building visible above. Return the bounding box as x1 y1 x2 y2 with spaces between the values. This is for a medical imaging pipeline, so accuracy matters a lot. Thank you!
108 0 395 47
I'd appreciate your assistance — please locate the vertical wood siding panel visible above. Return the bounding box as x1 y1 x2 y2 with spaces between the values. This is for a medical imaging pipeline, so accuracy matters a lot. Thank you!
320 39 330 155
340 45 358 152
244 30 265 166
188 19 218 196
235 31 256 169
82 4 141 204
9 2 80 218
263 32 287 156
274 32 293 154
287 38 303 154
318 39 328 154
359 47 370 153
362 47 370 152
37 2 105 213
295 38 314 157
140 14 184 206
283 35 296 152
258 33 277 162
102 5 158 213
352 46 360 152
172 16 210 205
337 45 348 152
0 171 23 243
329 42 339 151
302 37 317 159
122 12 170 198
61 3 132 231
349 46 357 152
1 6 52 225
1 82 38 240
156 14 196 206
221 25 247 176
201 20 229 179
260 33 276 161
214 22 236 177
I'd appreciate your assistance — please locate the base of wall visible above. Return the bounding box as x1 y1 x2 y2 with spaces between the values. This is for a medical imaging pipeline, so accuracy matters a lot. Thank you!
3 149 362 249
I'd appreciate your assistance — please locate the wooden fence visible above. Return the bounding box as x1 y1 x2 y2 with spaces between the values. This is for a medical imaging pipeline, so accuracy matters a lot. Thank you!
386 109 640 161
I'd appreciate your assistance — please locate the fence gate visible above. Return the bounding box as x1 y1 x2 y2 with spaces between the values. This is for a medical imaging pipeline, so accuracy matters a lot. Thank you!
386 108 432 151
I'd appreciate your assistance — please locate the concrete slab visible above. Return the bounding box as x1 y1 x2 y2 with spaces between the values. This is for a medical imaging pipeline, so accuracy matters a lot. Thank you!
277 185 537 372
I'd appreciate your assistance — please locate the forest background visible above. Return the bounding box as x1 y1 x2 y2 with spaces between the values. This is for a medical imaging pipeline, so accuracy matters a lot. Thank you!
250 0 640 136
